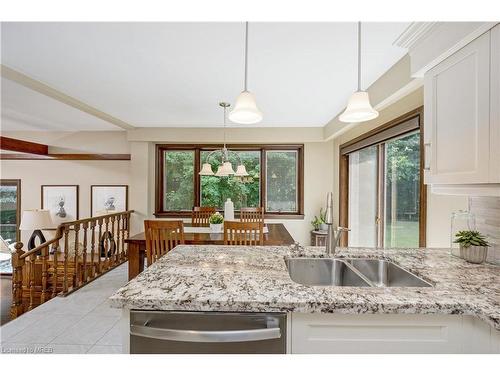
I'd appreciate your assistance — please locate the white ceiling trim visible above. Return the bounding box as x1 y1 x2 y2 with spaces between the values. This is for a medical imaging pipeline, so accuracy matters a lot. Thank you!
1 64 135 130
393 22 438 49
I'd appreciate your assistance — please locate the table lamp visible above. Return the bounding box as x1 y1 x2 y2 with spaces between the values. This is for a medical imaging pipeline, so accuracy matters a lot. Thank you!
19 209 55 250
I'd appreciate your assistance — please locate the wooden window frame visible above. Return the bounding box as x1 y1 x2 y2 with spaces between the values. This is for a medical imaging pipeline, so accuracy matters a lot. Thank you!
0 179 21 243
155 144 304 219
339 107 427 247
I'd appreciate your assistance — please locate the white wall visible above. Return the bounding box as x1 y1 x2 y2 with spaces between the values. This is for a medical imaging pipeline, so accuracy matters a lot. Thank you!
0 159 130 245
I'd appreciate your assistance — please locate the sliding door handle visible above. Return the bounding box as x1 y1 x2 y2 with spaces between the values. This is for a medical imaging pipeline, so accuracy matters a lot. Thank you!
423 143 431 171
130 324 281 343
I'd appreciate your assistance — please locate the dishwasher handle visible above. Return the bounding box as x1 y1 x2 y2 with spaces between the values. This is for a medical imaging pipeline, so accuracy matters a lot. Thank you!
130 323 281 343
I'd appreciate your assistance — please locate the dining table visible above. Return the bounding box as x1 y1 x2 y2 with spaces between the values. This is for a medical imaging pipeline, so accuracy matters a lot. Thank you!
125 222 295 280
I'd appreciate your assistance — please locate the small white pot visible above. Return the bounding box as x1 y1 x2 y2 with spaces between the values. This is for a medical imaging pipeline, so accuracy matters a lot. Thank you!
460 245 488 264
210 223 223 233
320 223 329 231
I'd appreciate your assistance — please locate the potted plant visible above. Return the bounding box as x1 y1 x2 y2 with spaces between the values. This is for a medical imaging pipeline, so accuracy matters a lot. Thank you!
319 208 328 231
453 230 490 264
311 208 328 232
311 216 322 231
209 212 224 233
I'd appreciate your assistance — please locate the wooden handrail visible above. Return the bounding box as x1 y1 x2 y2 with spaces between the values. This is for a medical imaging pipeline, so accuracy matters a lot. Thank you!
18 210 135 260
10 210 134 319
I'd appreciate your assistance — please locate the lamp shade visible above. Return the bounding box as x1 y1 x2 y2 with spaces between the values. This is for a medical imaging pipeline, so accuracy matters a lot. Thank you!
215 165 227 177
199 163 215 175
339 91 379 123
228 91 263 124
222 161 235 175
234 164 249 177
19 209 55 231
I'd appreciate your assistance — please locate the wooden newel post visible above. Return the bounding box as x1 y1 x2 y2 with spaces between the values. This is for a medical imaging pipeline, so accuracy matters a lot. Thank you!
10 242 25 319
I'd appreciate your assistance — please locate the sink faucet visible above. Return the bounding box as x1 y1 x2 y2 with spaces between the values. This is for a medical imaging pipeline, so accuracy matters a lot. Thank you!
324 192 350 256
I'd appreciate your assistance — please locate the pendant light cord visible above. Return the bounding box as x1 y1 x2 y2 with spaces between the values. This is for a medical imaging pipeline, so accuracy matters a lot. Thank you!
357 21 361 92
223 105 227 148
244 21 249 92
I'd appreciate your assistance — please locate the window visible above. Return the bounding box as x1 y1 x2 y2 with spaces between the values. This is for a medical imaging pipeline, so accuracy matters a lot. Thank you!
163 150 195 211
339 109 426 248
156 145 303 217
0 180 20 275
266 150 298 213
0 179 20 243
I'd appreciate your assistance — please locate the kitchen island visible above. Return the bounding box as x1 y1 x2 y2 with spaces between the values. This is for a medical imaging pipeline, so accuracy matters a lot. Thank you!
110 245 500 353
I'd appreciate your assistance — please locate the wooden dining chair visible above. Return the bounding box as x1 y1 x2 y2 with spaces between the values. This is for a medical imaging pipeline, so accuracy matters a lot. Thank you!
240 207 264 223
191 206 216 226
144 220 185 266
223 221 264 246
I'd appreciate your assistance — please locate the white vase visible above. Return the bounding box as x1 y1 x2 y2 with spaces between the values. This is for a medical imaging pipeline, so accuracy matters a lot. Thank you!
210 223 223 233
224 198 234 221
320 223 328 231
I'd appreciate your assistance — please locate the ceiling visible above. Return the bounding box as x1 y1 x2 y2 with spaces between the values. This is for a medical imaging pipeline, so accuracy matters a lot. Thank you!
1 22 409 130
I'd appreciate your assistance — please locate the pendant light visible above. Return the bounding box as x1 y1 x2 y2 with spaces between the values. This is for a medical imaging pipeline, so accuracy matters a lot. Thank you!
339 22 379 123
199 102 249 177
229 22 263 125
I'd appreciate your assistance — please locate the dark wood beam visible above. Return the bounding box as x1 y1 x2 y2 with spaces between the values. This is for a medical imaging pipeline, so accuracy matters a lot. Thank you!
0 136 48 155
0 153 131 160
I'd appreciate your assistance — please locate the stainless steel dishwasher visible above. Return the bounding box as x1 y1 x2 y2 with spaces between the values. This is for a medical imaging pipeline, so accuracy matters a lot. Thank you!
130 310 287 354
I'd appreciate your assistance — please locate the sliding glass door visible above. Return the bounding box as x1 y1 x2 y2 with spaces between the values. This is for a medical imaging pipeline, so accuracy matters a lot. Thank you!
384 132 421 247
348 146 378 247
341 110 425 248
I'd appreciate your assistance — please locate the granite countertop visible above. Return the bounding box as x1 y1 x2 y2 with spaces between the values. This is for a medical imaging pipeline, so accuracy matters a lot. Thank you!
109 245 500 330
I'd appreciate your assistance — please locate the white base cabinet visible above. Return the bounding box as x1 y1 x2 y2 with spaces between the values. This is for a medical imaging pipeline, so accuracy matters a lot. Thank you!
290 313 500 354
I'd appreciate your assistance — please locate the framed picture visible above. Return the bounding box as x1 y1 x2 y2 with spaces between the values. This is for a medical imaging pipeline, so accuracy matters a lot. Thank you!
41 185 79 226
91 185 128 216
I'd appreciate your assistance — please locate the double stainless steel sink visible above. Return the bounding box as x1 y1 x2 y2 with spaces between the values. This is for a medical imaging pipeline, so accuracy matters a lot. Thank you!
285 258 432 287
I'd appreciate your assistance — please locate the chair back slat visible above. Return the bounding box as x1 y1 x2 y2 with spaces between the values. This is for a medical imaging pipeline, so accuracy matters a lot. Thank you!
192 206 216 226
144 220 185 266
240 207 264 223
223 221 263 246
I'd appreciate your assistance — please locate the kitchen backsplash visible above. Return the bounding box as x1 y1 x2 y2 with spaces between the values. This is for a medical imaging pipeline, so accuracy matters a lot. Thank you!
469 197 500 264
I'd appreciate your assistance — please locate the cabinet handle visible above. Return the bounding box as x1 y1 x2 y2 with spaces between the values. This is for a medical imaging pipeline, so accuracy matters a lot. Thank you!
423 143 431 171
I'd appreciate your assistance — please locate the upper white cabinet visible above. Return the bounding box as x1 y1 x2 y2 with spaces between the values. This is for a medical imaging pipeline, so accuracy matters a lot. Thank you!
423 25 500 195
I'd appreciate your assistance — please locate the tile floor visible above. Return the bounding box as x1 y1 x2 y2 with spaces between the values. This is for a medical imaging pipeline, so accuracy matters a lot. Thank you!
0 263 128 354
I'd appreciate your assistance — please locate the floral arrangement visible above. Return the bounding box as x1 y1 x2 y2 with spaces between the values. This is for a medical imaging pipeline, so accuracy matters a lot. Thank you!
209 212 224 225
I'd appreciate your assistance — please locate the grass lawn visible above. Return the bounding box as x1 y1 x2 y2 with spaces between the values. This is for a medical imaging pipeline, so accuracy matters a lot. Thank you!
385 220 419 248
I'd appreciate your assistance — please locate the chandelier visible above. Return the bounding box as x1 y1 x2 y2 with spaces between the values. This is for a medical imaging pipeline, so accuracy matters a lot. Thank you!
198 102 250 177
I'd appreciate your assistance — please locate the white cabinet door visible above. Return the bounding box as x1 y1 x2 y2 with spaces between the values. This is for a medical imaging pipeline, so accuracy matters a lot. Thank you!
291 313 463 354
490 24 500 182
424 31 491 184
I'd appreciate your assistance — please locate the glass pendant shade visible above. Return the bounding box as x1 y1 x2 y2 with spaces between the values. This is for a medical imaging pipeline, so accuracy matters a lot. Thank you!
228 91 263 124
222 161 235 175
339 91 379 123
215 165 226 177
234 164 249 177
215 162 235 177
199 163 214 175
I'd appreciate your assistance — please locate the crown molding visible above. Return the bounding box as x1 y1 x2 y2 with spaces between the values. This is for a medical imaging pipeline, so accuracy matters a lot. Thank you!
1 64 135 130
393 22 438 49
